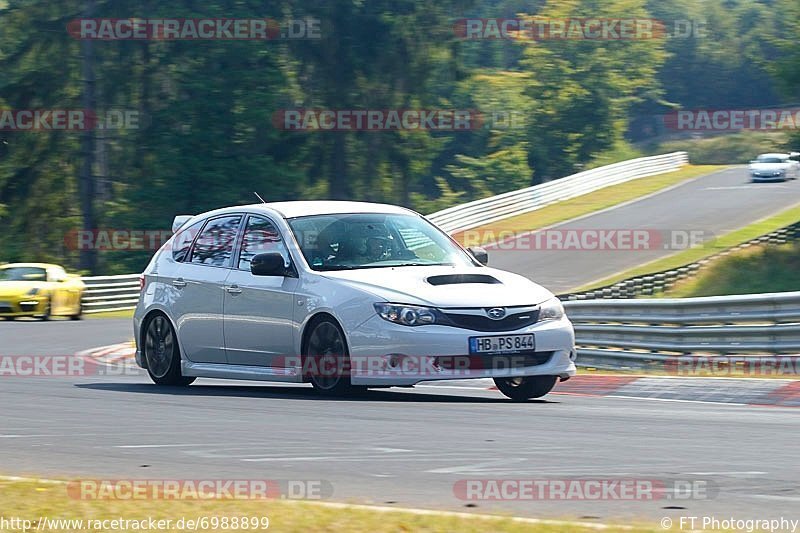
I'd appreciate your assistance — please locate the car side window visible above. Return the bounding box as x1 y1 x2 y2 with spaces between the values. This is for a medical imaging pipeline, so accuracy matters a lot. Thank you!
238 216 290 271
48 267 66 282
189 215 243 267
172 220 205 262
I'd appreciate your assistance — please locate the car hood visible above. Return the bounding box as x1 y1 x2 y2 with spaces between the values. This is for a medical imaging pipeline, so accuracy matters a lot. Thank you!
750 162 791 171
0 281 43 298
318 265 554 308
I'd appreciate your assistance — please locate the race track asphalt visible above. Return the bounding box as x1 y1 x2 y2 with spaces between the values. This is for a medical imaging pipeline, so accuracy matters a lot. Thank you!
2 166 800 526
1 373 798 524
487 167 800 292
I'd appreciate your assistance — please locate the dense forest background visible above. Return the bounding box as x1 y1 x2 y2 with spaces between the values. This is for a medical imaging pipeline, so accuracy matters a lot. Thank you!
1 0 799 274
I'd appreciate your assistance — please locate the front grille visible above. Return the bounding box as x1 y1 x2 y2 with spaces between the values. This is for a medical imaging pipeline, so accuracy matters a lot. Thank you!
437 308 540 332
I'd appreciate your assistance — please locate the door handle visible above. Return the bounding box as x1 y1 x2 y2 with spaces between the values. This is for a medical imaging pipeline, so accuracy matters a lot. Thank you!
226 285 242 295
173 278 187 288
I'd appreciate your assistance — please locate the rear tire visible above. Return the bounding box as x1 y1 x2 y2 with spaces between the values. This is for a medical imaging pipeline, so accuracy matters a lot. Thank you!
143 314 195 386
70 302 83 321
304 317 363 396
494 375 558 401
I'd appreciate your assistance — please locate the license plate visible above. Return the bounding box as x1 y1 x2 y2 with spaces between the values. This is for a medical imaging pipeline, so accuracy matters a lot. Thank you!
469 334 535 354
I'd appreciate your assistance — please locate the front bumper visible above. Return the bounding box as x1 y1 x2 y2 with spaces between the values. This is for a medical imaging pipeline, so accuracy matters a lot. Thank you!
0 296 48 316
751 173 786 181
347 315 577 386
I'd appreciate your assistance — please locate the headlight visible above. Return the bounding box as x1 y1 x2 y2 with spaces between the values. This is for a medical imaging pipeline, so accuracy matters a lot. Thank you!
374 303 436 326
538 297 564 321
26 288 39 296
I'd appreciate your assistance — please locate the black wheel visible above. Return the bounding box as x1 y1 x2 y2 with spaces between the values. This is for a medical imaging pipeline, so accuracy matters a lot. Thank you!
70 302 83 321
143 314 195 386
304 317 362 395
37 299 51 321
494 375 558 401
1 316 12 321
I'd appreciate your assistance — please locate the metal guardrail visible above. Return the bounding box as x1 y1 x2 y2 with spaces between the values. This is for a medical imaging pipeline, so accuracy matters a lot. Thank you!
81 274 140 314
426 152 688 234
564 292 800 369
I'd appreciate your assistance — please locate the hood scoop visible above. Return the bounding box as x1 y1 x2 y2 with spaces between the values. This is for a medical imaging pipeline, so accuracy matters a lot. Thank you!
426 274 502 286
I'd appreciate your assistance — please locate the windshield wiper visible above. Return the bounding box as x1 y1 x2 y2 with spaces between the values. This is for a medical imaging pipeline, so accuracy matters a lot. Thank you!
315 265 361 271
386 262 455 267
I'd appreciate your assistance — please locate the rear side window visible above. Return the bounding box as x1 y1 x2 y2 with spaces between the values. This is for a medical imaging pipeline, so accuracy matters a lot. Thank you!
172 220 204 262
189 215 243 267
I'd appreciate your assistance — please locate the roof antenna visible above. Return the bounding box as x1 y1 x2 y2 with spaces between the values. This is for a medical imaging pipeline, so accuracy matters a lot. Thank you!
253 192 267 204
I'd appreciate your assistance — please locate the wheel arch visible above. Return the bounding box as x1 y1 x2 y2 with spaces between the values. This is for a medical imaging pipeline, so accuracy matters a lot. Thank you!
300 311 348 356
138 309 181 369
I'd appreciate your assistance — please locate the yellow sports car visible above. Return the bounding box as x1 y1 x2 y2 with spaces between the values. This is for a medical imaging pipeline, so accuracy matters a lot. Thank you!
0 263 85 320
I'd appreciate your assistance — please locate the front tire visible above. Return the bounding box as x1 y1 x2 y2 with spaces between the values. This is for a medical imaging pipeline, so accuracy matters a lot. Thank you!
304 317 362 396
143 314 195 386
37 299 51 321
70 302 83 321
494 375 558 401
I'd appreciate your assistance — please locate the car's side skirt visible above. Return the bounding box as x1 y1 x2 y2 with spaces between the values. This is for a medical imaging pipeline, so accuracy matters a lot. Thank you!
181 361 305 383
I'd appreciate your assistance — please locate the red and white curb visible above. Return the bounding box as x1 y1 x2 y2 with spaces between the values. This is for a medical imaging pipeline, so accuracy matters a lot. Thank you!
423 375 800 407
77 342 136 369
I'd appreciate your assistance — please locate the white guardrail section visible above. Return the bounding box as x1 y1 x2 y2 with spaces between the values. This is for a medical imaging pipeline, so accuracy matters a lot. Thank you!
80 152 688 313
564 292 800 369
81 274 140 314
426 151 688 234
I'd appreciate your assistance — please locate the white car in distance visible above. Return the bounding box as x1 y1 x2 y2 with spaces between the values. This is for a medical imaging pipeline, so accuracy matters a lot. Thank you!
749 153 800 182
134 201 577 400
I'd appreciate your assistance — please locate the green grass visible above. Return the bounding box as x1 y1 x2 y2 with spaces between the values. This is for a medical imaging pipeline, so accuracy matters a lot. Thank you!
0 479 663 533
662 243 800 297
572 203 800 293
86 309 134 319
453 165 728 246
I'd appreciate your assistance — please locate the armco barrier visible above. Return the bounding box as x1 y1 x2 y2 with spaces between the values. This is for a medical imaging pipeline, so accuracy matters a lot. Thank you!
80 152 689 312
564 292 800 369
81 274 140 314
426 152 688 234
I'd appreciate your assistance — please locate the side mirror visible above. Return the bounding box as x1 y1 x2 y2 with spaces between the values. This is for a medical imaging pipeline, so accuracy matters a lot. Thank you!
468 246 489 266
251 253 291 277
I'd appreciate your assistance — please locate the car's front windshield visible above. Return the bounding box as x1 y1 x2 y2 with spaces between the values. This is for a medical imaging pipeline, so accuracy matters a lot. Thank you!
756 156 786 163
0 267 47 281
287 213 476 271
